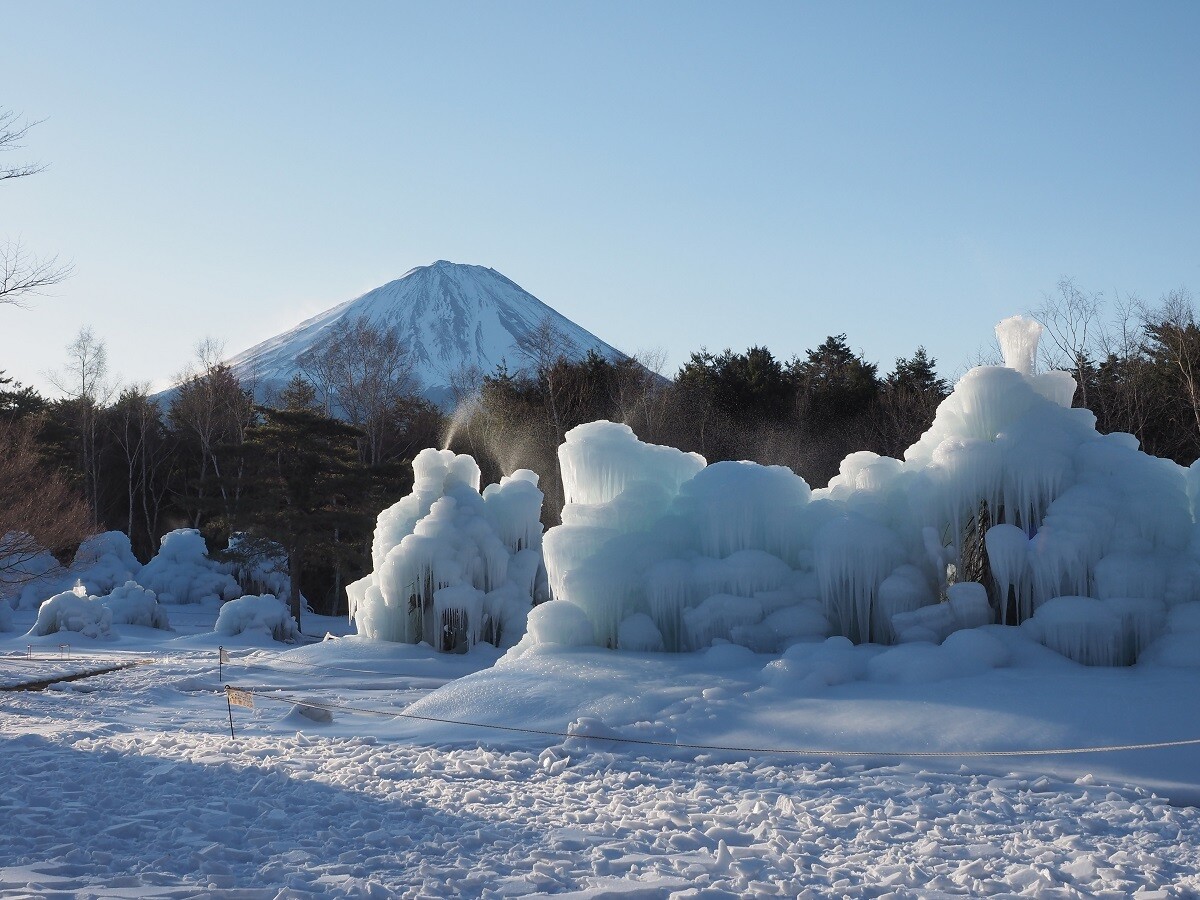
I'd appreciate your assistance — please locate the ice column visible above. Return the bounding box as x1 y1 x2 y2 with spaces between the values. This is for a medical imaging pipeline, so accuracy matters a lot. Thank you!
995 315 1043 377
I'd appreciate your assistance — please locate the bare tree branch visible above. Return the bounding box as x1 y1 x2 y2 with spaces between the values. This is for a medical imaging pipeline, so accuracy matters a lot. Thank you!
1 111 72 307
0 110 47 182
0 240 72 308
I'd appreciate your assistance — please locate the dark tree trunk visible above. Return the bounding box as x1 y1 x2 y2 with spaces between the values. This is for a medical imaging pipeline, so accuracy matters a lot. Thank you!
289 544 303 634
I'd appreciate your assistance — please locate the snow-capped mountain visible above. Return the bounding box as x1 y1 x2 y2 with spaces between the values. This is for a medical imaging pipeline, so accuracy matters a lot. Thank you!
223 261 625 409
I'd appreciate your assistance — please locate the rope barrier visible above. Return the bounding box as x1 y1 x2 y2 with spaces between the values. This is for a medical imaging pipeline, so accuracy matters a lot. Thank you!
224 685 1200 759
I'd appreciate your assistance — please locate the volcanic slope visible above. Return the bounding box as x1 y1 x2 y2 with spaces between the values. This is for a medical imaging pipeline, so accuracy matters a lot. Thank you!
223 260 625 409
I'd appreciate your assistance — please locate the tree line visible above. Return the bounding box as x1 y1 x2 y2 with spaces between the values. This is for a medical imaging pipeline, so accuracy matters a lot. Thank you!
449 286 1200 523
5 283 1200 625
0 322 441 626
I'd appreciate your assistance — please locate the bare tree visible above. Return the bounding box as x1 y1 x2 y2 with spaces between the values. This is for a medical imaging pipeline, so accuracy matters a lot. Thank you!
47 326 115 526
107 385 175 556
1033 278 1102 406
514 315 579 448
298 317 420 466
1141 288 1200 454
0 419 92 592
1 110 71 307
168 340 256 527
608 348 670 440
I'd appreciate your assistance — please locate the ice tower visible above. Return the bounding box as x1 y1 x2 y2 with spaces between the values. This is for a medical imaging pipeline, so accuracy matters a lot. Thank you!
349 448 547 651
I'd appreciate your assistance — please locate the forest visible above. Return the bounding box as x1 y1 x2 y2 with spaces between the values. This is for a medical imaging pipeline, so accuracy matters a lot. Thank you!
3 280 1200 618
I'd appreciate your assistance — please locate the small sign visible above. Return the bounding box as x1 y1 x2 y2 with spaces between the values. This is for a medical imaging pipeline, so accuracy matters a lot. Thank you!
219 648 230 664
226 686 254 708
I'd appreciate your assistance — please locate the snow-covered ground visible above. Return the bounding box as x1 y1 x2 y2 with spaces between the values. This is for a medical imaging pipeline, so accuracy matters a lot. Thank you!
3 605 1200 898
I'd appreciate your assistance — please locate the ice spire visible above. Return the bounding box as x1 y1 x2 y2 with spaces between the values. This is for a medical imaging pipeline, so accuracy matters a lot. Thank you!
995 315 1044 377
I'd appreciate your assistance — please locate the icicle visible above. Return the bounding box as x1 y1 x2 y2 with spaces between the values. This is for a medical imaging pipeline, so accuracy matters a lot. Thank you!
815 516 903 644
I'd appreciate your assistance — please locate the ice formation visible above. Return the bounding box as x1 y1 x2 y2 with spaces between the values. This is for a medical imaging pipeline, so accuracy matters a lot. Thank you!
348 448 547 651
524 317 1200 666
215 593 300 642
28 585 113 639
135 529 241 605
2 530 141 610
225 533 293 599
1 537 61 610
101 581 172 631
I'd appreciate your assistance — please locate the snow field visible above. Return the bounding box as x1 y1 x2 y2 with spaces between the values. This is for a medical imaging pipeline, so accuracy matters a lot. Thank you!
2 611 1200 898
3 667 1200 899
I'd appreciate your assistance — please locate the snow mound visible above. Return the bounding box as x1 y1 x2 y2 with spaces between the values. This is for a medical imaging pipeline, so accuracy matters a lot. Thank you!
282 700 334 725
136 529 241 605
2 533 67 610
101 581 172 631
215 594 300 642
70 531 142 596
525 599 594 648
348 448 546 651
4 531 143 611
28 586 113 639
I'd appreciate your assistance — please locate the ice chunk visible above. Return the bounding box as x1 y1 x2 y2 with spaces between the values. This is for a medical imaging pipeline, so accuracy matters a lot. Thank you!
433 583 485 653
558 421 704 506
674 460 810 558
352 450 544 650
985 524 1031 624
877 564 936 641
947 581 993 629
889 582 992 644
1102 597 1166 663
816 515 903 643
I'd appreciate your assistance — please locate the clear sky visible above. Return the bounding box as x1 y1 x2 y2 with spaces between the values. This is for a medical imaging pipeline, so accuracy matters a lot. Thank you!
2 1 1197 396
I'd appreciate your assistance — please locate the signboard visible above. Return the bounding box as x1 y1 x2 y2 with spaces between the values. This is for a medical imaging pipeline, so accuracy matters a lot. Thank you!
226 686 254 708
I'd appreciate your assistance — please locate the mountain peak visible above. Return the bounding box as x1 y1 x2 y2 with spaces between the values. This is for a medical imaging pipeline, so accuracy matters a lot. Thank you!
221 263 624 410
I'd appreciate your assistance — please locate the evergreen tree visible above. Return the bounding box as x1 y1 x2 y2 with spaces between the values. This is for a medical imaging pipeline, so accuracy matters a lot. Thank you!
885 346 948 398
790 334 880 429
0 370 48 421
872 347 949 458
236 403 369 630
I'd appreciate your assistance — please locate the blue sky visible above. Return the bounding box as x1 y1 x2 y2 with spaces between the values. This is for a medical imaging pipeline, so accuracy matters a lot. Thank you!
2 1 1197 395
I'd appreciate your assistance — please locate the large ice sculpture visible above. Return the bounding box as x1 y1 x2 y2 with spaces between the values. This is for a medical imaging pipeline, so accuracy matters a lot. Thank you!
348 448 547 651
528 317 1200 664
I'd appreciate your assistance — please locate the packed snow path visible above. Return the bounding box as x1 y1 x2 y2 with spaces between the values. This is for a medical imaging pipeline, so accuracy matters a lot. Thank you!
2 652 1200 898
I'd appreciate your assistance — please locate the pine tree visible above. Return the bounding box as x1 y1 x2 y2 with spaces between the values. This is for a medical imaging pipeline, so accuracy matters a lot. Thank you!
237 402 369 631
